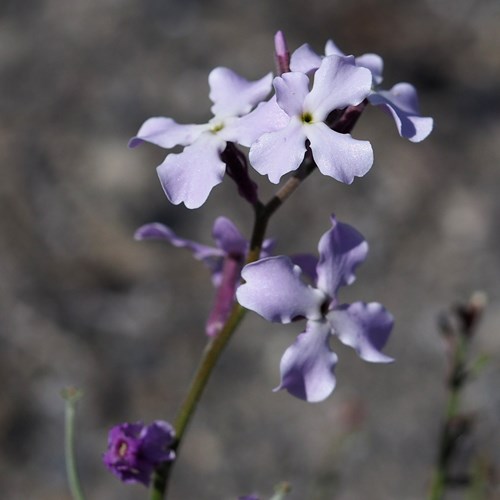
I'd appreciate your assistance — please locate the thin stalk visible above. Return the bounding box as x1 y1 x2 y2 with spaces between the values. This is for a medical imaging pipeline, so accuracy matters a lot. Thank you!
62 388 85 500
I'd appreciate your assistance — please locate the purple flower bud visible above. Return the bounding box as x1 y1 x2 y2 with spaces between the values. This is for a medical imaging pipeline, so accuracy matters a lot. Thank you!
274 30 290 75
103 421 175 486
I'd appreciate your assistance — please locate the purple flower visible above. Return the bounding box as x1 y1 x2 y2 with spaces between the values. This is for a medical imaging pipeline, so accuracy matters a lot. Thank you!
135 217 274 337
236 216 394 403
129 68 272 209
103 421 175 486
247 55 374 184
290 40 433 143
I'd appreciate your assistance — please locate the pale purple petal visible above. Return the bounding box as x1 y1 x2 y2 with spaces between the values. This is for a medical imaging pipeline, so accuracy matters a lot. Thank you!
236 256 325 323
289 43 322 73
275 320 338 402
249 119 307 184
134 223 224 284
229 97 290 147
368 83 433 142
304 56 372 121
274 72 310 117
290 253 318 284
129 117 206 149
328 302 394 363
212 216 247 256
355 53 384 85
316 216 368 298
324 39 345 57
209 67 273 118
307 122 373 184
156 133 226 209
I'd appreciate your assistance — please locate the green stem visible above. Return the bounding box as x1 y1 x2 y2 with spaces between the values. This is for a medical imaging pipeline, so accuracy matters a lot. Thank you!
62 388 85 500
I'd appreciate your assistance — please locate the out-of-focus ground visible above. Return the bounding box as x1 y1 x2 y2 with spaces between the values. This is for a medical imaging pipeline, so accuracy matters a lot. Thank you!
1 0 500 499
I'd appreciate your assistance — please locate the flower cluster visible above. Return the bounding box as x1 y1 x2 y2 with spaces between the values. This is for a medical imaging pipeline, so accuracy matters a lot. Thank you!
103 421 175 486
103 31 434 492
130 32 432 209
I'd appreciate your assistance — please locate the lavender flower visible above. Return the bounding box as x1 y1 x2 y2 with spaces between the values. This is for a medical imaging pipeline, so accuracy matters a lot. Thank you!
129 68 272 209
290 40 433 142
135 217 274 337
246 55 374 184
103 421 175 486
236 216 394 403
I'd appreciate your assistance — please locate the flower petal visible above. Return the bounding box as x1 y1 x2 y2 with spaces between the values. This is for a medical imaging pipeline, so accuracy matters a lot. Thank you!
290 43 322 73
209 67 273 118
368 83 433 142
249 119 307 184
128 117 206 149
134 222 224 284
307 122 373 184
324 39 345 57
275 320 338 402
316 216 368 297
274 72 310 117
356 53 384 85
290 253 319 284
212 216 247 256
228 97 289 147
304 56 372 121
156 133 227 209
236 256 325 323
328 302 394 363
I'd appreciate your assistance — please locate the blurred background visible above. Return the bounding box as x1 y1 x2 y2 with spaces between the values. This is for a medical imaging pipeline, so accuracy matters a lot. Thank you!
1 0 500 498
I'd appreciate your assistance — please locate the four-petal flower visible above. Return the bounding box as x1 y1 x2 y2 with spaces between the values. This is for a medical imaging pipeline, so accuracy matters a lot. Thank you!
130 68 272 208
236 216 394 402
247 55 374 184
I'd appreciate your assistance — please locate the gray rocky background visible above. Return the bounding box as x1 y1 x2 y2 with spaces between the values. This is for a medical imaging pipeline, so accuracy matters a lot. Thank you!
1 0 500 498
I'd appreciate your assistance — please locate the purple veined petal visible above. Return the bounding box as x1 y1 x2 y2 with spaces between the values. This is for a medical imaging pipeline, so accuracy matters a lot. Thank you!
368 83 433 142
236 256 325 323
324 39 345 57
307 121 373 184
289 43 322 73
227 97 290 148
212 216 247 256
134 222 225 285
209 67 273 118
157 133 227 209
355 53 384 85
316 216 368 298
275 320 338 402
206 256 242 337
274 71 310 117
249 118 307 184
128 117 206 149
304 56 372 121
290 253 319 284
328 302 394 363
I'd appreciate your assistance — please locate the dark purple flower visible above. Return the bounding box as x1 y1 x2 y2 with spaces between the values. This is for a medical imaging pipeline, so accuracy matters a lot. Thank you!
236 216 394 403
290 40 433 143
135 217 274 337
103 421 175 486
